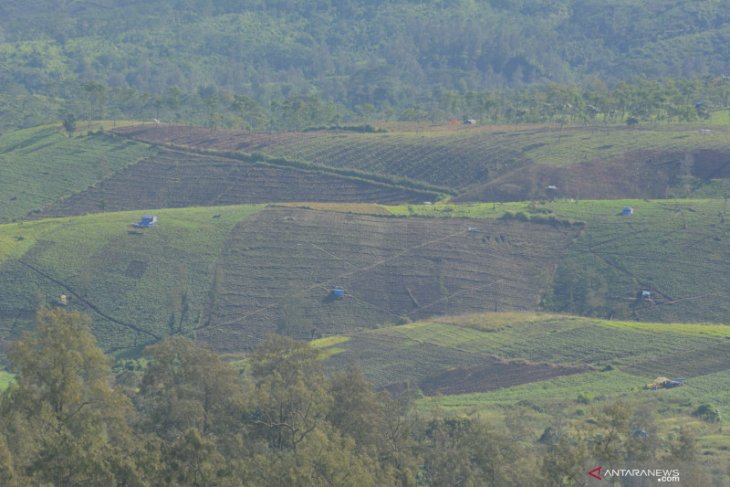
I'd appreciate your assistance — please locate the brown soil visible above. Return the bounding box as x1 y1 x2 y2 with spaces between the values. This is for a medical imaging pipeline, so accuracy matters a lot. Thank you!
195 207 580 351
456 149 730 202
419 359 588 395
34 150 435 218
455 150 684 202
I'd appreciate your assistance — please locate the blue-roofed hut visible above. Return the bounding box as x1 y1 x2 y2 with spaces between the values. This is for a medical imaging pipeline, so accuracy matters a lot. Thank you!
133 215 158 228
621 207 634 217
331 287 345 299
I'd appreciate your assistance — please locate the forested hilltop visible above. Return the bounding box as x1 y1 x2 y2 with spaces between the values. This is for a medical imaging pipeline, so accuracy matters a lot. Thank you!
1 0 729 129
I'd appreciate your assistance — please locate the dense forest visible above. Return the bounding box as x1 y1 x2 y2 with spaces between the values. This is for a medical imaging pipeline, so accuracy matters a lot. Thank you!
0 0 729 129
0 310 714 486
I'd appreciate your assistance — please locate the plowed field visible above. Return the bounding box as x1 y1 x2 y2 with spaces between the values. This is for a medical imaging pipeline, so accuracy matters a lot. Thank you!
35 149 433 218
196 207 581 350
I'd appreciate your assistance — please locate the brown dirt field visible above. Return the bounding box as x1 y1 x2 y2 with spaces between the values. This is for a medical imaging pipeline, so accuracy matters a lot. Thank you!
456 149 730 202
112 125 531 191
455 150 684 202
112 125 310 152
418 359 588 395
195 207 581 351
34 150 435 218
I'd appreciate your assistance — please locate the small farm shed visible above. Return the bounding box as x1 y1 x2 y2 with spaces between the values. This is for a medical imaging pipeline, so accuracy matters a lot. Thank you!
621 207 634 216
331 287 345 299
641 290 652 299
133 215 158 228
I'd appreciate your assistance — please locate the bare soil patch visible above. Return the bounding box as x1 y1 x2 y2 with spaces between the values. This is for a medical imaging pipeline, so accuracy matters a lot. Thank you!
419 359 588 395
35 150 433 218
196 207 580 351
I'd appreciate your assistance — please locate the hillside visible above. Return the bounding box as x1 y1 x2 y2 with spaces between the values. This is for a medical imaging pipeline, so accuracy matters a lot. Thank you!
387 199 730 323
0 204 580 355
0 205 262 356
115 123 730 201
0 126 439 224
1 0 729 110
316 312 730 403
313 311 730 459
0 126 157 223
4 199 730 357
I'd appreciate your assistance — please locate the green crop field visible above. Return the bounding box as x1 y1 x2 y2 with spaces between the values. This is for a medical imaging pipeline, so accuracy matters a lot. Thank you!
0 126 157 222
0 205 262 354
5 199 730 356
0 370 13 391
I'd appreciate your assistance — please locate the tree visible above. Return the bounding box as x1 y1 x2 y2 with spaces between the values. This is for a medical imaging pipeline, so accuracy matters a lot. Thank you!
62 113 77 136
0 308 146 486
138 337 246 452
248 335 331 451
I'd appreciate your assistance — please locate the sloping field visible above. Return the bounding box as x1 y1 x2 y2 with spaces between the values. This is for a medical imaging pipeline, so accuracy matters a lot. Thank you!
35 149 435 218
0 126 156 222
4 200 730 355
196 207 580 351
0 205 577 354
0 205 262 354
385 199 730 324
112 124 531 190
316 312 730 421
318 313 730 389
419 361 588 396
114 124 730 201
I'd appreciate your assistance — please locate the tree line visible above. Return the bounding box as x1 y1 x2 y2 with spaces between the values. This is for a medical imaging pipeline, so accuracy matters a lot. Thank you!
0 309 717 486
24 75 730 136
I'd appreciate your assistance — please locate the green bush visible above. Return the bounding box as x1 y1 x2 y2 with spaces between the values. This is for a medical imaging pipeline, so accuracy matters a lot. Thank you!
693 404 721 423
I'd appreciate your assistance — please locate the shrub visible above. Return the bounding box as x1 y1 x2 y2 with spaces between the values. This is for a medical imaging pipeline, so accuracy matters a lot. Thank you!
693 404 721 423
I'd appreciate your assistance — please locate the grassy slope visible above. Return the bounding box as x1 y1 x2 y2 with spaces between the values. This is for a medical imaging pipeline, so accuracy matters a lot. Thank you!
315 311 730 463
0 205 262 353
3 199 730 353
0 125 157 222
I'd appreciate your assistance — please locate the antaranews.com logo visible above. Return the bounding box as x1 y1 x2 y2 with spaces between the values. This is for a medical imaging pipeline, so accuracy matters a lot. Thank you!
588 465 680 483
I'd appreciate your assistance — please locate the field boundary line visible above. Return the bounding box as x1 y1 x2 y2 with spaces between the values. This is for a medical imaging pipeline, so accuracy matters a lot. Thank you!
16 259 161 340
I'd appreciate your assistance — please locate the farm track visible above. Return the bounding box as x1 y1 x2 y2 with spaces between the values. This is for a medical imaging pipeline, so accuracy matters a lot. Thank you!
195 207 580 351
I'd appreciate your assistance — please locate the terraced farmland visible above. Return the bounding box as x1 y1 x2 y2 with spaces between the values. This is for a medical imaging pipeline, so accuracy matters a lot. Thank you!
114 124 730 201
0 126 157 222
384 198 730 324
0 205 262 354
113 124 530 190
315 312 730 422
36 149 435 218
195 206 580 351
0 204 579 354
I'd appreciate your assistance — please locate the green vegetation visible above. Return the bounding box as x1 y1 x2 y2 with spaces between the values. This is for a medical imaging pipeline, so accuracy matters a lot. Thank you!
0 126 156 222
0 371 13 390
315 310 730 473
2 1 730 130
0 205 262 352
3 0 730 483
1 309 725 486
